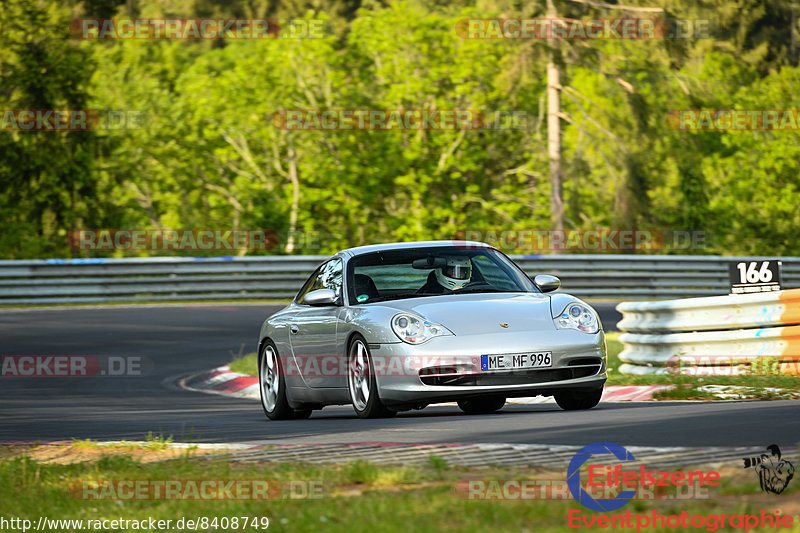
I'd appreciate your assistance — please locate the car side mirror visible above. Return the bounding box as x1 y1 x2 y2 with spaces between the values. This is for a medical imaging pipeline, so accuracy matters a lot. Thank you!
533 274 561 293
304 288 338 306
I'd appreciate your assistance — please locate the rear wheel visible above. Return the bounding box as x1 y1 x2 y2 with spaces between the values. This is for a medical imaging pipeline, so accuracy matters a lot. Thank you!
259 341 312 420
347 336 396 419
457 396 506 414
554 389 603 410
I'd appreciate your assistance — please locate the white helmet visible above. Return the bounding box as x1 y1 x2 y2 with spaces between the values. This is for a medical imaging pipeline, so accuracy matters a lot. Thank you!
435 256 472 290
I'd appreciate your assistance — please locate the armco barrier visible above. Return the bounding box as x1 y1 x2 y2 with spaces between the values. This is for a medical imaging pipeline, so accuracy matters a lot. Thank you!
617 288 800 332
0 256 328 304
0 254 798 305
617 288 800 375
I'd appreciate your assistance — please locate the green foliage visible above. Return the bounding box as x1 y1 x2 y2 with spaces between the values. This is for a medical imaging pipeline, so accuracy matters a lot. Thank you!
229 352 258 375
0 0 97 257
427 454 449 474
3 0 800 258
2 452 785 533
749 356 782 376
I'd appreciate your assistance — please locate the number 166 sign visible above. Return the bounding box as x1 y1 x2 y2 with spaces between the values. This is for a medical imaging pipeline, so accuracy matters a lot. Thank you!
729 260 782 294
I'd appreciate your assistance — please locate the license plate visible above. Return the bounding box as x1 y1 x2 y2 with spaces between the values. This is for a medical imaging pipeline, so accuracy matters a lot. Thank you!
481 352 552 371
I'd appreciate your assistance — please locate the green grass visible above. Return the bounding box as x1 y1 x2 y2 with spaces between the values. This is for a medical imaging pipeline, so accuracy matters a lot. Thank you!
229 352 258 376
69 433 175 451
142 432 175 450
2 450 797 533
605 332 800 400
69 438 103 449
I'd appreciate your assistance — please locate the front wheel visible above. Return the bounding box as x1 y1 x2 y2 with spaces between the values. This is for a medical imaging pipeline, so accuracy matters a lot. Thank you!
554 389 603 411
259 341 311 420
347 336 396 419
457 396 506 414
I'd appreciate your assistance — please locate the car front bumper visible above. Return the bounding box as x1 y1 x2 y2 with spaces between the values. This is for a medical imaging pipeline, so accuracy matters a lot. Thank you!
369 329 607 406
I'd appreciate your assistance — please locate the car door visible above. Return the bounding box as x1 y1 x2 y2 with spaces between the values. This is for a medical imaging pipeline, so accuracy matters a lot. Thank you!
288 258 347 388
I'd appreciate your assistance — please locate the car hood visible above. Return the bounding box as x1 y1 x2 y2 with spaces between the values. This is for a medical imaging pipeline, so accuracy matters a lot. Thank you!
378 292 556 335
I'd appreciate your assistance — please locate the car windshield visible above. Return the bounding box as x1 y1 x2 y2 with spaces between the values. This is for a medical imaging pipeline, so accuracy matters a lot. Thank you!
347 246 537 304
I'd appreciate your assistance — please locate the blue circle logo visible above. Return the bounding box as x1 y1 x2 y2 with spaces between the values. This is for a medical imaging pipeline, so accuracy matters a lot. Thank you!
567 442 637 512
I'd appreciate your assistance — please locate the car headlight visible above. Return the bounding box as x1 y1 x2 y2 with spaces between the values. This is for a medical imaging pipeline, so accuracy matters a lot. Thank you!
391 313 454 344
555 302 599 333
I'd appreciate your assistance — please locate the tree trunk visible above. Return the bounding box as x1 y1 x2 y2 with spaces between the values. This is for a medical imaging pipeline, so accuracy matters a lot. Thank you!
285 135 300 254
546 0 564 234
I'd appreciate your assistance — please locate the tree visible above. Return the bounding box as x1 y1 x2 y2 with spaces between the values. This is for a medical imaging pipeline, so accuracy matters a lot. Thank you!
0 0 97 258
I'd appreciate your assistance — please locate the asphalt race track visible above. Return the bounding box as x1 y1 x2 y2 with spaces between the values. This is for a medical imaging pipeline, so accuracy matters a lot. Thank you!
1 304 798 449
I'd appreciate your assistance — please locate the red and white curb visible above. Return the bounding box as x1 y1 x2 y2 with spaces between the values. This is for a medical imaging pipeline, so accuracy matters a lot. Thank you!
180 365 261 399
180 365 674 403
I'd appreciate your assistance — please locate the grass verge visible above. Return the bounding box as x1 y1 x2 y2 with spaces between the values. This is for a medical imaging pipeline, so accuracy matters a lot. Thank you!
71 433 175 452
229 353 258 376
2 447 798 533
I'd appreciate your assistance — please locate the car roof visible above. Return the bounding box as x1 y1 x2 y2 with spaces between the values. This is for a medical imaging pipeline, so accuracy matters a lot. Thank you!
337 240 494 258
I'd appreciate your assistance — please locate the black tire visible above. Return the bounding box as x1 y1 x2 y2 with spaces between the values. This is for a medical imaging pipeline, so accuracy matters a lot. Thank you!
258 340 312 420
347 335 396 419
457 396 506 414
554 388 603 411
292 409 313 419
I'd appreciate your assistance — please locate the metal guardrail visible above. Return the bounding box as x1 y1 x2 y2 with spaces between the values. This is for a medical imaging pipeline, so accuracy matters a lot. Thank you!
1 254 799 305
616 288 800 375
513 255 800 299
617 288 800 332
0 256 328 304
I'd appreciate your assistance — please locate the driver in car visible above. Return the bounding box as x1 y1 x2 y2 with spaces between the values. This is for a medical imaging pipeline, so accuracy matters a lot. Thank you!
417 256 472 294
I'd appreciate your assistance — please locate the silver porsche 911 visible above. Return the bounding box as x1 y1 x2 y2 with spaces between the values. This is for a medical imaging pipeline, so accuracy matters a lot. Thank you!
257 241 606 419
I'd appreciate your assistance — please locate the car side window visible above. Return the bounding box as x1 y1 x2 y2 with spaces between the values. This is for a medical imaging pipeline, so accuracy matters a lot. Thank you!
296 259 343 304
